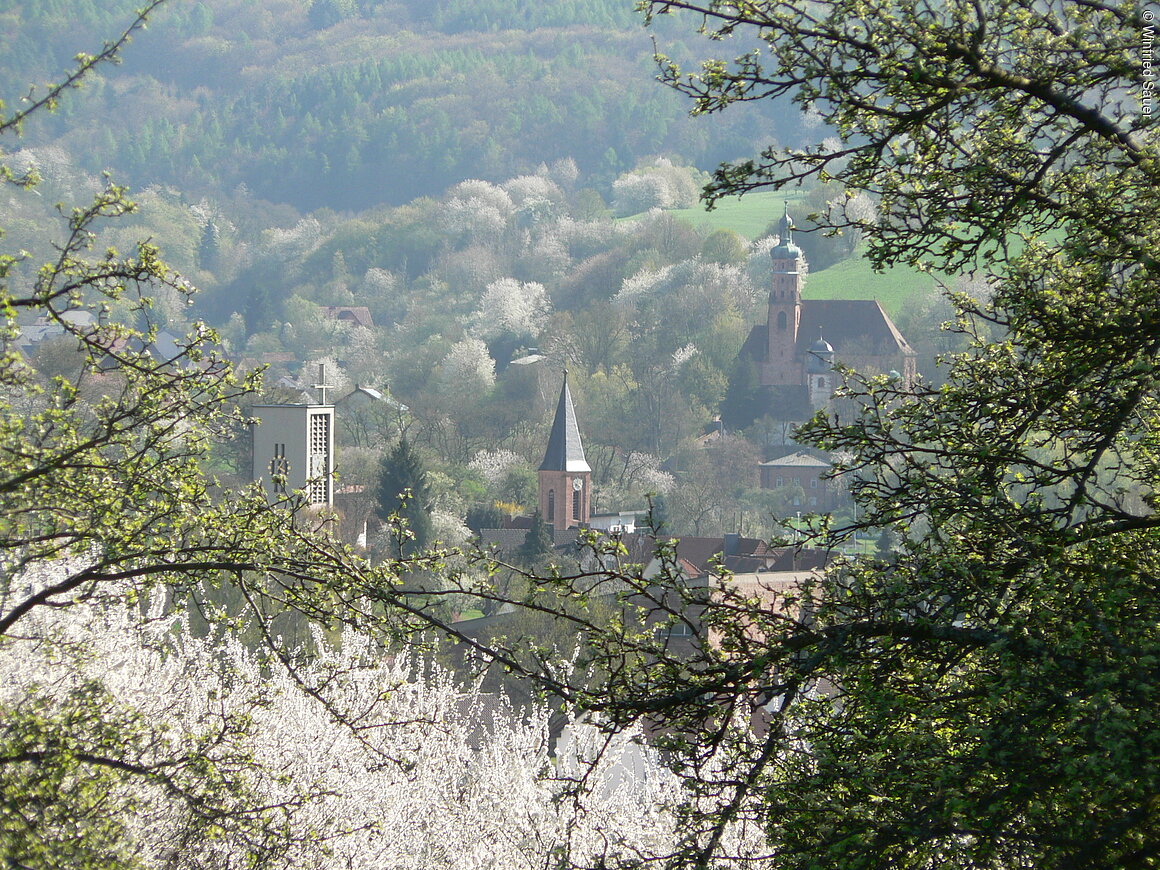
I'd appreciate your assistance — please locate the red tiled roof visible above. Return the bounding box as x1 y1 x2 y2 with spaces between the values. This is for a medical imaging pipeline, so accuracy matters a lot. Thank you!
322 306 375 329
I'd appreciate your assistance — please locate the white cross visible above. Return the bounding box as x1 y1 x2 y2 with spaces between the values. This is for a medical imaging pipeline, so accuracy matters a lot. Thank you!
312 363 335 405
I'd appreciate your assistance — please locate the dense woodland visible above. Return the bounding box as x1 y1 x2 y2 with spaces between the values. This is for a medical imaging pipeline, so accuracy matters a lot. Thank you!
3 0 794 209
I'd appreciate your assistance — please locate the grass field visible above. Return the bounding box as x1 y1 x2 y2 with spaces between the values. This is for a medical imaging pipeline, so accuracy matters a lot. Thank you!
803 256 941 318
666 190 941 317
669 189 806 239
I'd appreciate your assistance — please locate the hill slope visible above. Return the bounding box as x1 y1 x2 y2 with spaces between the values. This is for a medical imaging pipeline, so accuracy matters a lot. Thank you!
3 0 802 211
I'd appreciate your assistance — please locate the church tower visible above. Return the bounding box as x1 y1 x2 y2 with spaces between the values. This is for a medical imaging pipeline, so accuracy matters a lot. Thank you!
806 333 836 409
764 203 805 385
538 370 591 529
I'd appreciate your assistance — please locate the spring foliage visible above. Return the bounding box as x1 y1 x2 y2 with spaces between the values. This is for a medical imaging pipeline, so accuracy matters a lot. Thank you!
600 0 1160 866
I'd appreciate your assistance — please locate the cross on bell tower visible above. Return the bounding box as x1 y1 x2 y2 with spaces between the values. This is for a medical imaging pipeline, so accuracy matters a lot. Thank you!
312 362 335 406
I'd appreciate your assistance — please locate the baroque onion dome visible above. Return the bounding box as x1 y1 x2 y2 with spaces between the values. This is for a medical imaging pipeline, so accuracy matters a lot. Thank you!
770 201 803 263
806 333 835 373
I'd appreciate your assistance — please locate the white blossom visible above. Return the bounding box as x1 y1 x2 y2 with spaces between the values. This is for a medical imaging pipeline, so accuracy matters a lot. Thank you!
447 179 516 214
301 354 351 397
502 175 562 206
0 595 691 869
261 217 324 262
468 449 525 485
441 197 510 244
438 337 496 405
430 507 472 547
611 161 702 216
671 343 700 370
553 216 619 259
441 180 516 244
469 278 551 341
621 452 675 496
616 264 673 303
617 259 755 308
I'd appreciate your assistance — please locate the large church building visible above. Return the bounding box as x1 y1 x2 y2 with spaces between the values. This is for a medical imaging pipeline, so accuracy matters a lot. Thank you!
728 205 917 427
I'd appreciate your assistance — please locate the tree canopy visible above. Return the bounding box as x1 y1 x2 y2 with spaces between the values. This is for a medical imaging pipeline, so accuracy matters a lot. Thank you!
0 9 444 865
562 0 1160 866
375 437 433 553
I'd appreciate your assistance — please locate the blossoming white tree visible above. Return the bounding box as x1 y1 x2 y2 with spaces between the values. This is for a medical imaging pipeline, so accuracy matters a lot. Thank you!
2 587 687 870
469 277 551 344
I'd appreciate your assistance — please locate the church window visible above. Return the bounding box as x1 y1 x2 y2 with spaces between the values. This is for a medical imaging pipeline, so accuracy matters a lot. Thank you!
816 377 825 388
573 488 582 523
777 311 787 330
547 490 555 522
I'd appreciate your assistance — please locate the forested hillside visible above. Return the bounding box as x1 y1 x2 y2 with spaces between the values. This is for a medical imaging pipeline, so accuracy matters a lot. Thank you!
2 0 797 210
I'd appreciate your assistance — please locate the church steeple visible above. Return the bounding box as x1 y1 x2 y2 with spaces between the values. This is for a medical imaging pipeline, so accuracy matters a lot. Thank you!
539 369 590 474
770 201 803 265
538 370 591 528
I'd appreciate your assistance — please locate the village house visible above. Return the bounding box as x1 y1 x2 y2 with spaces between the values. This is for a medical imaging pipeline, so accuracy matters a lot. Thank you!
758 450 845 510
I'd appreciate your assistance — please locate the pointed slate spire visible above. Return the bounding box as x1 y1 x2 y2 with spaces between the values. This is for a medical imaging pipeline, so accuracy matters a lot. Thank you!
539 370 591 473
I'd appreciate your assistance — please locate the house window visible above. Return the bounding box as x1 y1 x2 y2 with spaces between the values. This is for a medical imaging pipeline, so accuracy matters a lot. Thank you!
547 490 555 522
810 478 818 489
775 476 783 487
809 497 817 507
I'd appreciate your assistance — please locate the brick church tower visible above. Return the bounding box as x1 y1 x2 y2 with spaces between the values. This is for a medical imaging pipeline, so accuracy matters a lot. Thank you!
763 203 804 384
538 370 591 529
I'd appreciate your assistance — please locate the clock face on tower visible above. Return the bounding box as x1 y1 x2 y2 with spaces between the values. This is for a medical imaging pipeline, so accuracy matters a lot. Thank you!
572 477 584 491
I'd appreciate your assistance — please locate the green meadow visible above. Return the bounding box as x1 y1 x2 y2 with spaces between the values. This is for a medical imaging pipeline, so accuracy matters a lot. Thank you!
803 257 941 318
670 189 806 240
669 190 941 317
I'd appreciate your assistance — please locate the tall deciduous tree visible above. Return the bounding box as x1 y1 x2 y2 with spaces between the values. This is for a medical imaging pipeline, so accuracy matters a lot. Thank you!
582 0 1160 866
0 8 442 866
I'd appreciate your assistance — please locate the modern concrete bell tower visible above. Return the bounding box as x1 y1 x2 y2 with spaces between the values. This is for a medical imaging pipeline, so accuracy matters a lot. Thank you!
250 364 335 507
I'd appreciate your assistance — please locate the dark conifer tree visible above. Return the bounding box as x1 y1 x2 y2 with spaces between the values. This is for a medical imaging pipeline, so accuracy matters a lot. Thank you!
375 438 431 553
516 510 553 568
197 219 220 272
645 493 671 536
